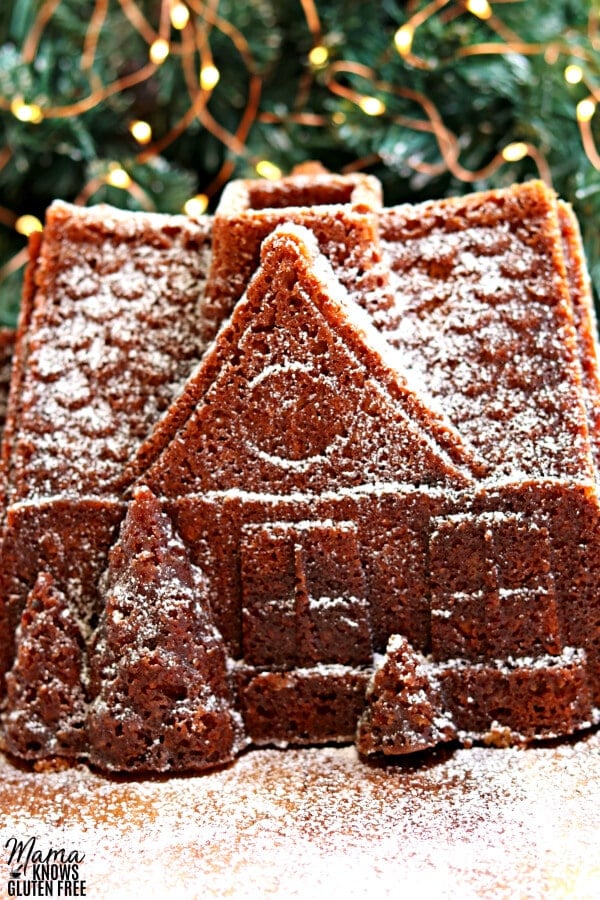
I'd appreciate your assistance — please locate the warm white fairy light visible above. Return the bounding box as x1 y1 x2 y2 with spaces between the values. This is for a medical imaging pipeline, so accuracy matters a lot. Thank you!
466 0 492 20
170 2 190 30
256 160 283 180
15 214 43 236
394 24 414 57
106 165 132 189
129 120 153 144
564 64 584 85
149 38 170 65
308 45 329 66
359 96 386 116
200 64 220 90
577 97 596 122
10 97 43 124
502 141 528 162
183 194 209 216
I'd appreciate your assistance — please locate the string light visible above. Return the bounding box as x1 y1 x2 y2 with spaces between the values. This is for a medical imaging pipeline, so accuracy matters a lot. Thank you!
10 98 43 124
466 0 493 20
359 96 386 116
577 98 596 122
308 45 329 66
394 25 414 57
105 165 132 189
170 2 190 31
255 160 283 180
4 1 597 187
183 194 209 216
15 214 43 236
149 38 170 65
502 141 529 162
129 120 153 144
564 64 584 84
200 64 220 90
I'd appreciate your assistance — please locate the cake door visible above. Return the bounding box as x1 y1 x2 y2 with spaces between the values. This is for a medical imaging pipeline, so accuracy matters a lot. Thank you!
235 519 373 744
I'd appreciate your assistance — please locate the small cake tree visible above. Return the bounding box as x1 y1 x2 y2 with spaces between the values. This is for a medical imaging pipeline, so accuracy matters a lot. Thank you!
2 571 87 759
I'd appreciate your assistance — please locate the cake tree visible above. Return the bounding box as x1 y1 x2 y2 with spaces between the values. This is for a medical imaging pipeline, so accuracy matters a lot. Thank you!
87 485 244 772
2 571 88 759
357 634 457 756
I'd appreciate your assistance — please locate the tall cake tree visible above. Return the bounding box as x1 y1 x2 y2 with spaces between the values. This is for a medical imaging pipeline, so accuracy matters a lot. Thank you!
87 485 245 772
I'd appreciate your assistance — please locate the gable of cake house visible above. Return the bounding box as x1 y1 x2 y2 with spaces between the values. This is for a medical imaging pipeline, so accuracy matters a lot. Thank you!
131 222 485 498
123 224 485 664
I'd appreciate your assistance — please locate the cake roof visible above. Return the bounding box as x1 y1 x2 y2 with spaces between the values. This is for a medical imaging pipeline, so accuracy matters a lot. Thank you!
380 181 596 483
2 201 212 503
558 200 600 474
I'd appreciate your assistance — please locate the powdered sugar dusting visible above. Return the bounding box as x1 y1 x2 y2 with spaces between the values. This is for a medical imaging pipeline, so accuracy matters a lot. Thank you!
8 205 213 501
381 217 594 483
2 181 600 782
1 734 600 896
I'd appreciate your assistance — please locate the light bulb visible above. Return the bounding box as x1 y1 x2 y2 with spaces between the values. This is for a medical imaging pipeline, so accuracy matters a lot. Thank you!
394 25 414 57
200 64 220 90
255 160 283 180
15 214 43 236
183 194 209 216
149 38 170 65
129 120 153 144
359 96 386 116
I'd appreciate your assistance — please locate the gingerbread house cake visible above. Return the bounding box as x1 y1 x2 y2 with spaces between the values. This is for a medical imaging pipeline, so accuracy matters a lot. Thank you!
1 170 600 772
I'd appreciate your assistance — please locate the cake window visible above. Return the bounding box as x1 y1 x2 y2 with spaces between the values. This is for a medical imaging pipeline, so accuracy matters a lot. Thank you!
429 513 560 661
240 520 371 668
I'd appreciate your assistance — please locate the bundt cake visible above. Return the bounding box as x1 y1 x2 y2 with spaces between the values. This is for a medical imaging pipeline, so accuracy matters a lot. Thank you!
1 170 600 773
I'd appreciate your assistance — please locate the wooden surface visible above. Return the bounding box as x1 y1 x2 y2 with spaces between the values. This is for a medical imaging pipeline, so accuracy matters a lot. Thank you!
1 729 600 898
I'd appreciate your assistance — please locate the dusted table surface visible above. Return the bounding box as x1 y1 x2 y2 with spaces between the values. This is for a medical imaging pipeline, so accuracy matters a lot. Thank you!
1 731 600 898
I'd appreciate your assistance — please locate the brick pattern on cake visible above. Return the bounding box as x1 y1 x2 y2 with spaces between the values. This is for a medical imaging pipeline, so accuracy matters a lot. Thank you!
429 512 562 662
436 649 593 744
240 520 371 668
1 171 600 772
234 664 370 745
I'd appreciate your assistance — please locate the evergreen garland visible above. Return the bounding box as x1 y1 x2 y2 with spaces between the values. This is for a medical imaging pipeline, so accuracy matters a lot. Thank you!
0 0 599 325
